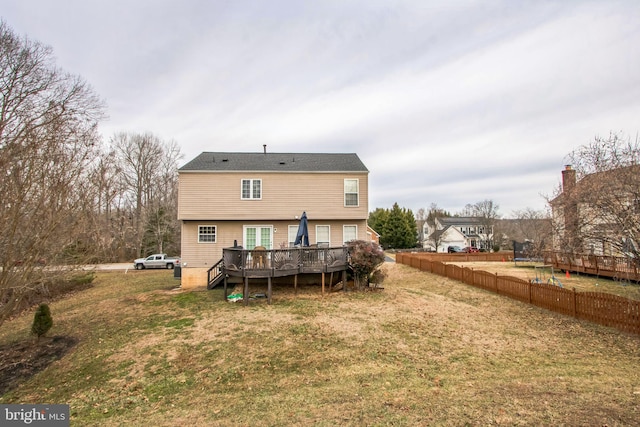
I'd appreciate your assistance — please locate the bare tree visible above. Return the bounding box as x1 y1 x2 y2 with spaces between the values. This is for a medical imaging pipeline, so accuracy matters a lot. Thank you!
0 21 106 325
551 132 640 264
459 203 474 217
415 207 426 247
143 139 182 255
424 203 451 251
81 148 129 261
470 199 500 250
111 132 182 257
506 208 552 258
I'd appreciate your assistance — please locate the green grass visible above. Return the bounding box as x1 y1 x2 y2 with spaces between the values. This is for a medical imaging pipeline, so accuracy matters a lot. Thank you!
1 267 639 426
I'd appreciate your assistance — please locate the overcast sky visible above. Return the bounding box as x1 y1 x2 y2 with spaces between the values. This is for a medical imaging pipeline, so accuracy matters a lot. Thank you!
3 0 640 217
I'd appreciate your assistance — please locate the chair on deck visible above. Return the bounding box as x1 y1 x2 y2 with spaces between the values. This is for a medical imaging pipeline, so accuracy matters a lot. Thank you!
252 246 268 269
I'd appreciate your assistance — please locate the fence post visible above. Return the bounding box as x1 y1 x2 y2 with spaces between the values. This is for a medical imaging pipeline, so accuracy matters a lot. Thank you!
494 273 499 294
572 287 577 318
528 280 532 304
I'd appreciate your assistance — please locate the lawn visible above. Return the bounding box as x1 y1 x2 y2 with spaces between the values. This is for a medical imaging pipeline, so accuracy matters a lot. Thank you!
446 261 640 301
1 264 639 426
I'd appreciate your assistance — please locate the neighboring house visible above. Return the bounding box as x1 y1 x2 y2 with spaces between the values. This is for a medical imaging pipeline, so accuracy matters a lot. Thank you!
423 217 494 252
177 151 370 289
366 225 380 245
550 164 640 256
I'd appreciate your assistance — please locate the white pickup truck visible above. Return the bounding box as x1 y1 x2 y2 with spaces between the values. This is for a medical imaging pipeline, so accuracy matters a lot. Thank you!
133 254 181 270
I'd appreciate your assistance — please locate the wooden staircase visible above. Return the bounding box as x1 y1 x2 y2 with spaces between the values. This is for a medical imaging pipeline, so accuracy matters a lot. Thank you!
207 258 225 290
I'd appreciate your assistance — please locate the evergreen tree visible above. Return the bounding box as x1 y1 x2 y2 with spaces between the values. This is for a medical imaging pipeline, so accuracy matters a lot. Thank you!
402 207 419 248
367 208 388 237
382 203 416 249
369 204 419 249
31 304 53 340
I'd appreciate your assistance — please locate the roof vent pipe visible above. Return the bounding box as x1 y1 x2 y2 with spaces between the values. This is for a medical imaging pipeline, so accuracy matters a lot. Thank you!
263 144 267 154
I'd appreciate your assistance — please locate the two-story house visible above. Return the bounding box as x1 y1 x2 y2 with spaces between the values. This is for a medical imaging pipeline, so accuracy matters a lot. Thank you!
177 151 369 289
550 164 640 257
423 217 494 252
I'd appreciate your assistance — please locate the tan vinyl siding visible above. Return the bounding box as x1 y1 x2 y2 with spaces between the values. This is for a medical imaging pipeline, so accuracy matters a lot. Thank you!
178 172 368 221
181 219 368 268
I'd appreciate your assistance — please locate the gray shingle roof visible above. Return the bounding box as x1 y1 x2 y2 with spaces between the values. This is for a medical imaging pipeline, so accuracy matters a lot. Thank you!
438 217 482 226
179 152 369 172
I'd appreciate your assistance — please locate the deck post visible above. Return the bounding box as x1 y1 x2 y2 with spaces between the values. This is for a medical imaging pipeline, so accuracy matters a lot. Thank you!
243 276 249 306
342 270 347 292
223 274 228 301
294 274 298 296
321 272 325 298
267 276 272 304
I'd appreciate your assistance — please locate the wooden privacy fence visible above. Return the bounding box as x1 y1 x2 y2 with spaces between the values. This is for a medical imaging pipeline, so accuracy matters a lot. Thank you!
396 251 508 263
396 252 640 335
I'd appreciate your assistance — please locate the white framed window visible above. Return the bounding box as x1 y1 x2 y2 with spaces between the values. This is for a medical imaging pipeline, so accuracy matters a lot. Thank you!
288 225 298 247
241 179 262 200
344 179 359 207
343 225 357 244
316 225 330 247
198 225 217 243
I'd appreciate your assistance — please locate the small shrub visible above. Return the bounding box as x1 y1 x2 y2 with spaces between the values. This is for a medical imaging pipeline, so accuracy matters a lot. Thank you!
348 240 386 290
31 304 53 340
70 272 95 286
369 268 387 288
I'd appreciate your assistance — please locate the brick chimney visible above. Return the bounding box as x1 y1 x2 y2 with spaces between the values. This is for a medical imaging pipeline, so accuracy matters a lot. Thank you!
562 165 576 193
561 165 579 252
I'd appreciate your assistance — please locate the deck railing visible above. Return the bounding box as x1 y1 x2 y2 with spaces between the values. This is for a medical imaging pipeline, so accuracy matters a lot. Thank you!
222 246 349 277
543 251 640 282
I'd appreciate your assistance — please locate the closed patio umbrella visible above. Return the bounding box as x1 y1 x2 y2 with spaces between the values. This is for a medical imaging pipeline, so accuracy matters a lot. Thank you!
294 211 310 247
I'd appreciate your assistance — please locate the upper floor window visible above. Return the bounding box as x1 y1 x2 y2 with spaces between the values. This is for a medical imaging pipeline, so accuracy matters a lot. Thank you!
198 225 217 243
241 179 261 200
344 179 359 207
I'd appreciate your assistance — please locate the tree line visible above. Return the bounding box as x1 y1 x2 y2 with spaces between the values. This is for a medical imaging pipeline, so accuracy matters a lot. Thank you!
0 21 182 265
0 21 181 324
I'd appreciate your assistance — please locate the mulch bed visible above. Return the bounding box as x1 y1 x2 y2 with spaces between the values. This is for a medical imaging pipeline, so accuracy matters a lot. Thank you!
0 335 78 396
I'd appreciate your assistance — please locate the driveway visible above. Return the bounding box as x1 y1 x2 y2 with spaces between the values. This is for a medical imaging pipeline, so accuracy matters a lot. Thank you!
83 263 132 271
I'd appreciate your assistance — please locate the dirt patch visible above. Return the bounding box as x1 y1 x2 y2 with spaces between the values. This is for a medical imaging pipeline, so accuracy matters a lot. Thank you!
0 335 78 395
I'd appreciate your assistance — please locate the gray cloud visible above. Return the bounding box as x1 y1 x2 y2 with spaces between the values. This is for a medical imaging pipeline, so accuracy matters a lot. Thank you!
3 0 640 217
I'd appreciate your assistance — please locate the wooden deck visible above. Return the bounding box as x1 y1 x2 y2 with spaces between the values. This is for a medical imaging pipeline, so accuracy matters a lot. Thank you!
544 251 640 282
219 246 350 304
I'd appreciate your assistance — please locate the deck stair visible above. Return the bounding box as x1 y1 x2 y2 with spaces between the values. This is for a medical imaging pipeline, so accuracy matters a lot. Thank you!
207 258 225 289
